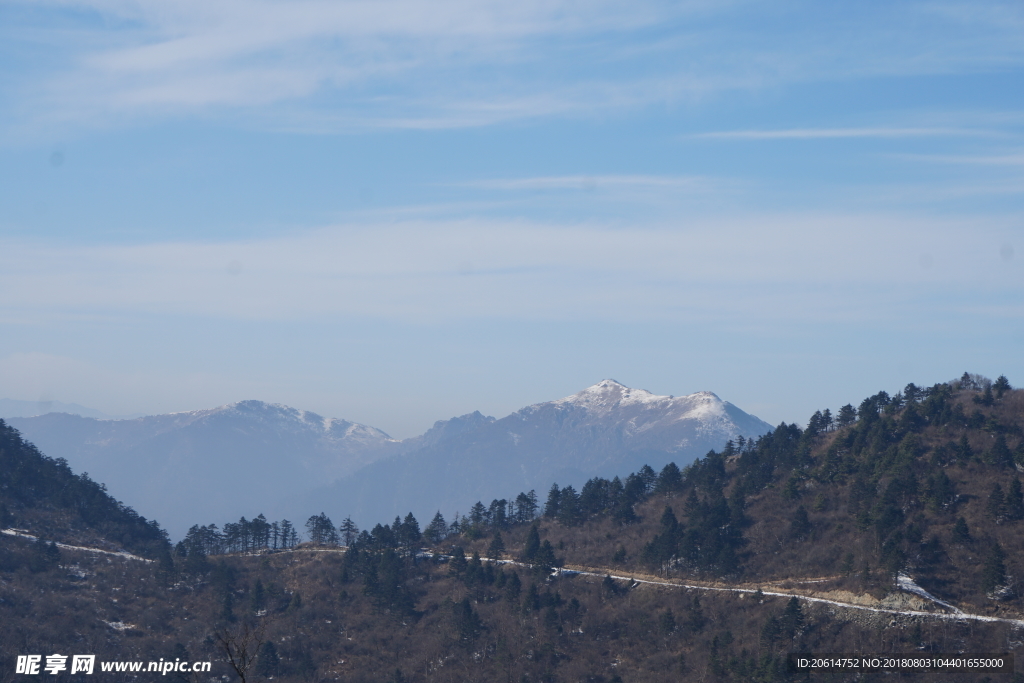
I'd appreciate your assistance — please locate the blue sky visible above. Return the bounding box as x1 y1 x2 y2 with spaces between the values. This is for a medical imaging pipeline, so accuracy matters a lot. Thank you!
1 0 1022 437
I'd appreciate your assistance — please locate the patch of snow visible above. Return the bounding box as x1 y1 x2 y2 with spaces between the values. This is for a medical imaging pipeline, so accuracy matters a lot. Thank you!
104 621 135 631
1 529 152 562
897 574 963 614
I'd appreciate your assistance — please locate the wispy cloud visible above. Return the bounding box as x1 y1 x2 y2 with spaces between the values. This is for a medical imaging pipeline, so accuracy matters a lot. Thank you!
5 0 1024 133
1 213 1019 325
893 151 1024 166
691 127 995 140
461 175 718 191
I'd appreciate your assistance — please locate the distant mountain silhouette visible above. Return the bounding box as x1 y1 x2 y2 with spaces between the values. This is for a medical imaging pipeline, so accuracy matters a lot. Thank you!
9 381 771 537
302 380 772 527
8 401 399 537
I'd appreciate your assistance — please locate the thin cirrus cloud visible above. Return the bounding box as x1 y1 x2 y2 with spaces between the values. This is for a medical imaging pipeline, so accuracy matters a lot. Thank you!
460 175 720 191
892 152 1024 166
0 213 1018 325
5 0 1024 133
690 127 997 140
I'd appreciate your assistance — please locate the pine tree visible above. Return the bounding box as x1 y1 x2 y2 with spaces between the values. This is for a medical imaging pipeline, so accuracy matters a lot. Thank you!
250 579 266 613
953 517 971 543
504 570 522 601
780 597 805 638
982 542 1007 594
659 608 677 635
255 642 280 677
486 532 505 560
306 514 329 545
988 434 1013 469
339 517 359 546
424 511 448 544
514 491 538 523
790 505 811 540
448 546 468 576
836 404 857 428
399 512 421 548
557 485 582 526
544 484 561 518
523 525 540 561
534 540 557 572
957 435 974 465
655 462 683 493
987 483 1006 520
1007 479 1024 521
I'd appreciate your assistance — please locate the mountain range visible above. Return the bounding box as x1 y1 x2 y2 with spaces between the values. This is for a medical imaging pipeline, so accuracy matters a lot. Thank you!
0 398 141 420
6 380 771 538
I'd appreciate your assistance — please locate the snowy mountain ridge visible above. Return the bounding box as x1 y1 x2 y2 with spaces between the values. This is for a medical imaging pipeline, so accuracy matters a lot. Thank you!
160 399 398 444
551 379 729 421
9 381 773 537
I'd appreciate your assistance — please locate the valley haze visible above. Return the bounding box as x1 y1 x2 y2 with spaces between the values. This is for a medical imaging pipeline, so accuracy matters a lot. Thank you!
6 380 771 539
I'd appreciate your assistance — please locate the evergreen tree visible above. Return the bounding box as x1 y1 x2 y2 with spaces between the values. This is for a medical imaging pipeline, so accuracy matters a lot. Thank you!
464 551 484 586
468 502 487 527
685 595 706 633
514 490 538 523
280 519 296 548
790 505 811 540
398 512 421 548
655 462 683 493
982 542 1008 594
953 517 971 544
988 434 1014 469
486 532 505 560
448 546 468 576
453 597 482 642
250 579 266 613
659 608 676 634
424 511 448 544
306 513 338 545
957 435 974 465
255 642 280 678
556 485 582 526
837 404 857 428
543 484 561 518
638 464 658 494
1007 479 1024 520
504 570 522 602
534 540 557 573
339 517 359 546
780 597 805 638
523 524 541 561
994 375 1012 399
987 483 1006 520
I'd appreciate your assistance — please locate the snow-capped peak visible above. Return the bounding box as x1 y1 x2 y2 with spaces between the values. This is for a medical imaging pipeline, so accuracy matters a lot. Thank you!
556 379 668 409
550 380 729 420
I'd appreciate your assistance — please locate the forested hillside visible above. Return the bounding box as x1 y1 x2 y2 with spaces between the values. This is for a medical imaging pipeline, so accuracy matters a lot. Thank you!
2 374 1024 682
0 419 170 563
